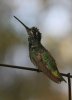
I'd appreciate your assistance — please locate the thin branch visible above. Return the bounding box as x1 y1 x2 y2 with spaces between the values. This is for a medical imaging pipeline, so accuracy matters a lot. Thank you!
0 63 72 77
0 63 72 100
68 73 71 100
61 73 72 78
0 64 41 72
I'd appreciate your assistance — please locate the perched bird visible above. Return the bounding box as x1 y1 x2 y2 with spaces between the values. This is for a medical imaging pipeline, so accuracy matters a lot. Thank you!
14 16 66 83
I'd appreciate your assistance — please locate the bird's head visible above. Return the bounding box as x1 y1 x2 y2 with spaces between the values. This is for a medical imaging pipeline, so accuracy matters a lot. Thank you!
14 16 41 44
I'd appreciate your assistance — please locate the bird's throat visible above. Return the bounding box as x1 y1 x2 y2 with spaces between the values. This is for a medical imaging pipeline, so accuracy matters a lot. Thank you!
29 42 41 50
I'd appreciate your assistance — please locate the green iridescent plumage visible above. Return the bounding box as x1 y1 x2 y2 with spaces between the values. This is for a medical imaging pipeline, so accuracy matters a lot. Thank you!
14 16 66 83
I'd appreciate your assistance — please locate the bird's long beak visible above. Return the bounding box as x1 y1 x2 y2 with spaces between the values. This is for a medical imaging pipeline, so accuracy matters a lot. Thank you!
14 16 30 34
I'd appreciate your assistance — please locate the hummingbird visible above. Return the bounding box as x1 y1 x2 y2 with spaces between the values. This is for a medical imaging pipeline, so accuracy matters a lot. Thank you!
14 16 66 83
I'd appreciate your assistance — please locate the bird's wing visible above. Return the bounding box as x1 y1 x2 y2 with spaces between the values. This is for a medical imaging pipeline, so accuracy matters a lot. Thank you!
41 51 60 76
35 51 65 83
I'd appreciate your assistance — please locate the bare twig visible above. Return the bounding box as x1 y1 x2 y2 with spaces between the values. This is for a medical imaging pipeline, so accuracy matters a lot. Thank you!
68 73 71 100
0 64 41 72
0 63 72 77
0 63 72 100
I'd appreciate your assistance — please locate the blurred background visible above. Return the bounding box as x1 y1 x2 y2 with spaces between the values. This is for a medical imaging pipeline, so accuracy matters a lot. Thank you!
0 0 72 100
